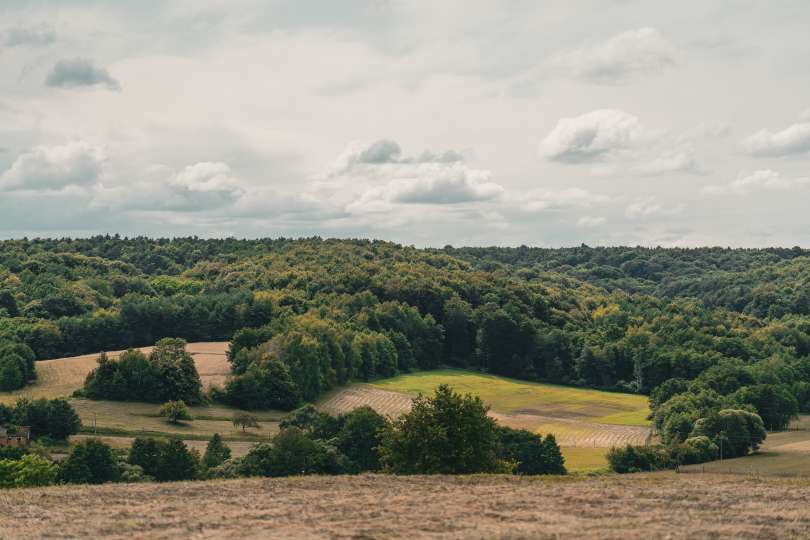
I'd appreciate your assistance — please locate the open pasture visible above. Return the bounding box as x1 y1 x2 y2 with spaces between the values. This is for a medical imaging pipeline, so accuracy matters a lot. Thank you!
0 342 230 405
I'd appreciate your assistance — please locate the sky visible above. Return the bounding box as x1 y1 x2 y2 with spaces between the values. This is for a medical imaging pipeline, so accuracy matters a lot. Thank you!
1 0 809 247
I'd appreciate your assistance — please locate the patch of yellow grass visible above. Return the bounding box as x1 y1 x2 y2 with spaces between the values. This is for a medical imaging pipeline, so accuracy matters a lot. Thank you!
561 447 609 471
370 369 650 426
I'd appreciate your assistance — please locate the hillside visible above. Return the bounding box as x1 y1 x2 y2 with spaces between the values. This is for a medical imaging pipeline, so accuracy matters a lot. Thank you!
2 473 809 539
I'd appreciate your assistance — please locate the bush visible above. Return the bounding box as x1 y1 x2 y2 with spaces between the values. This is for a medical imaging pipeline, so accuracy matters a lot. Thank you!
335 406 389 472
59 439 119 484
607 445 673 473
241 428 351 477
203 433 231 469
672 436 719 465
690 409 766 459
379 384 500 474
159 401 192 424
497 426 567 475
0 454 58 488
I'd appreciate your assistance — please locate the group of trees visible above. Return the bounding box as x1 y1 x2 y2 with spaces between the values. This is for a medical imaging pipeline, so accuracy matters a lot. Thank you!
0 397 81 441
0 341 36 391
82 338 202 404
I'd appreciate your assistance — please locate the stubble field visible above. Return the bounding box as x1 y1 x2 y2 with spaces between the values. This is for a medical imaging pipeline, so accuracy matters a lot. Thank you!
1 473 809 539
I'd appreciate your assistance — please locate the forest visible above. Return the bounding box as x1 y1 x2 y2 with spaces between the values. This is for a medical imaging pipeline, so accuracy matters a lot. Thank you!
1 237 809 473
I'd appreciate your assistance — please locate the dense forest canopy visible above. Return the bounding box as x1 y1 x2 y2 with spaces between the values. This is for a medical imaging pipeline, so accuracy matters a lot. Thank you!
1 237 809 449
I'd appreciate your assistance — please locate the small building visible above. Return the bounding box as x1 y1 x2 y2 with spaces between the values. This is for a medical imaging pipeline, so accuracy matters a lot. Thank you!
0 426 31 447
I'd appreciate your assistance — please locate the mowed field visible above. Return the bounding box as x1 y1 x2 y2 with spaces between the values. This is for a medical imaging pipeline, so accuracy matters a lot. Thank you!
318 370 653 470
2 473 809 539
0 342 282 449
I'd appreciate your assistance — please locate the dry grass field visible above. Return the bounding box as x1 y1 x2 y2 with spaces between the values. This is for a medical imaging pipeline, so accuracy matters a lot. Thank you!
0 342 231 405
1 473 809 539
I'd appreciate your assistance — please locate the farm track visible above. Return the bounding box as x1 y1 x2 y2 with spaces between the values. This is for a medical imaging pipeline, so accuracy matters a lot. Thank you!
319 384 652 447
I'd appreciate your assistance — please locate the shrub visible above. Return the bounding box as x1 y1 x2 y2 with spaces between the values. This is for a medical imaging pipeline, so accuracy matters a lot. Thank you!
497 426 567 475
203 433 231 469
690 409 766 459
159 400 192 424
607 445 673 473
335 406 389 472
59 439 119 484
0 454 58 488
379 384 500 474
671 436 719 465
232 412 260 432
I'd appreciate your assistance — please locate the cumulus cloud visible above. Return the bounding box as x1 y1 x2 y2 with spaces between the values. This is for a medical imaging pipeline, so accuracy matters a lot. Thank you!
0 141 105 191
626 196 662 218
632 150 699 176
577 215 606 228
741 122 810 157
325 140 503 214
165 162 244 211
552 28 678 84
702 170 810 195
539 109 644 163
45 58 121 91
3 26 55 47
522 187 610 212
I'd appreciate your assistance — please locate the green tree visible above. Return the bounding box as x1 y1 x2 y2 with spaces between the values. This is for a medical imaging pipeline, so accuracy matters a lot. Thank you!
690 409 767 459
203 433 232 469
128 438 162 478
496 426 566 475
156 439 199 482
379 384 500 474
232 412 260 432
159 400 192 424
59 439 119 484
335 406 389 471
730 384 799 430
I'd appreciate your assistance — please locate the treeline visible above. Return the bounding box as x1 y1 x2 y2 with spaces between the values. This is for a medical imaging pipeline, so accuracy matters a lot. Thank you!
2 237 810 433
1 386 565 489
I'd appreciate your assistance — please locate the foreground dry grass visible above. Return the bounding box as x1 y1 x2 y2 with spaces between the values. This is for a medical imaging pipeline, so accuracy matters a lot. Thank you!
1 473 809 539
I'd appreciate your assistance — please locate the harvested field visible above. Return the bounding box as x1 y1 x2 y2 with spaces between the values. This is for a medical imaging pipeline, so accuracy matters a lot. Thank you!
1 473 809 539
70 399 282 441
0 342 230 404
319 379 652 448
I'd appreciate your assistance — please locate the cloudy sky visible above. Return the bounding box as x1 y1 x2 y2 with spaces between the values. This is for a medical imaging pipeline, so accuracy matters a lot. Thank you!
1 1 809 247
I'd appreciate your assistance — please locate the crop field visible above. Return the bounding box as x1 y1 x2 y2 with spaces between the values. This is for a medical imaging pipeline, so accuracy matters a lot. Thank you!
319 370 652 455
0 342 230 405
680 415 810 477
2 473 809 539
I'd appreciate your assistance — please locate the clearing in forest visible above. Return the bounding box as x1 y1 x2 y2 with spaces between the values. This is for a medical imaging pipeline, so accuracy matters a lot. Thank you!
318 369 652 454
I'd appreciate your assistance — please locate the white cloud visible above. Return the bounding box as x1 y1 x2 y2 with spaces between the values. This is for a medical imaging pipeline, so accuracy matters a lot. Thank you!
3 26 55 47
325 140 504 214
702 169 810 195
741 122 810 157
577 215 606 228
0 141 105 191
539 109 645 163
522 188 610 212
633 150 699 176
552 28 679 84
625 195 684 219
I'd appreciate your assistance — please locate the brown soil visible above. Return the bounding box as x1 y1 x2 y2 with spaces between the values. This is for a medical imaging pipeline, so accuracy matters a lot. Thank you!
1 473 808 539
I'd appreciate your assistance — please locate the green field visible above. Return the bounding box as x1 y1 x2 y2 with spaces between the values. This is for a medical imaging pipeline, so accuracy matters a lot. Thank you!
370 369 651 425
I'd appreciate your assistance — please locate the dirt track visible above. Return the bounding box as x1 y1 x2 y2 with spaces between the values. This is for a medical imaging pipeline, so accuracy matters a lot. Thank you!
1 473 809 539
